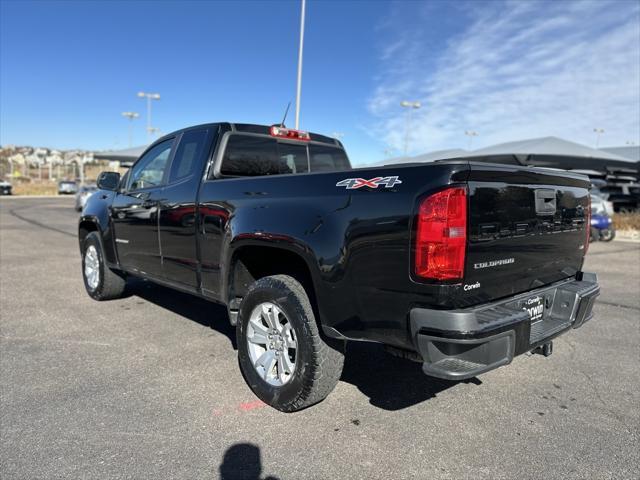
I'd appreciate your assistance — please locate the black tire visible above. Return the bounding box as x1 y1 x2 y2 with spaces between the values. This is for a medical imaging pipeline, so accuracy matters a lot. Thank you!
82 231 126 300
600 228 615 242
237 275 345 412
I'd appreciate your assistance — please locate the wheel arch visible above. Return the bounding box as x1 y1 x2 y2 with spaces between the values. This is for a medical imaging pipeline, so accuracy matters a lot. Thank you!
78 215 118 266
225 242 322 327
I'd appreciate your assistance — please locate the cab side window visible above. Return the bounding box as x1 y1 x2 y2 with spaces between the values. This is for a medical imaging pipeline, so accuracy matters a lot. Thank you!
168 129 210 183
128 139 174 191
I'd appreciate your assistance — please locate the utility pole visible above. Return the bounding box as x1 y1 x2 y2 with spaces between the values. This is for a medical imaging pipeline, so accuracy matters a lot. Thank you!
137 92 161 142
400 100 421 156
465 130 479 149
122 111 140 147
593 128 605 148
295 0 306 129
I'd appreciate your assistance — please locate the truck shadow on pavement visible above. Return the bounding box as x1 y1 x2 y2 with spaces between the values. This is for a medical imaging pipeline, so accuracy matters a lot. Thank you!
341 341 482 410
125 278 237 349
126 278 481 411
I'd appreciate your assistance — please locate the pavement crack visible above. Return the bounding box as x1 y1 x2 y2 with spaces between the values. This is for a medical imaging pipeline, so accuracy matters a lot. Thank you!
9 206 75 238
1 335 111 347
597 300 640 312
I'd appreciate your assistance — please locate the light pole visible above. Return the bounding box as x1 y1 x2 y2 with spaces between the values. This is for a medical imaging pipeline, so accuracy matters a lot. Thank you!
400 100 421 156
295 0 306 130
121 111 139 147
593 128 605 148
148 127 162 138
465 130 479 149
137 92 161 141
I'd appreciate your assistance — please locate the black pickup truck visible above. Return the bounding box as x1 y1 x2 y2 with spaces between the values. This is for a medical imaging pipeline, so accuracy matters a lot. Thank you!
79 122 599 412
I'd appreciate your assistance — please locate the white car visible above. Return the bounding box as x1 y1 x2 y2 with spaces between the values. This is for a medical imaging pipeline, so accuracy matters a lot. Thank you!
75 184 98 212
0 180 12 195
590 193 614 216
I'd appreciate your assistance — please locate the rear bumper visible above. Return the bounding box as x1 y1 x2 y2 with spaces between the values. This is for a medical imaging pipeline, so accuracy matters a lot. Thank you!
410 272 599 380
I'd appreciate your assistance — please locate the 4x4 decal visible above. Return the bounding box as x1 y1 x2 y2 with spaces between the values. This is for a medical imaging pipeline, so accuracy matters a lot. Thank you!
336 176 402 190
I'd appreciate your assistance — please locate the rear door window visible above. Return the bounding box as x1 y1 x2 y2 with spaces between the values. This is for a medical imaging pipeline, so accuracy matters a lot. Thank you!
168 129 210 183
308 144 350 172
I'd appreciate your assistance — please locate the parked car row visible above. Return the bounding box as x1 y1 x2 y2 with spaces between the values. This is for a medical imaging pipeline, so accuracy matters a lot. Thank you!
0 178 99 210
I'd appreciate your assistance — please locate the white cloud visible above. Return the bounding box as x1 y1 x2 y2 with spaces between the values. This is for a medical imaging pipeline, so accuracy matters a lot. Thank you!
368 0 640 154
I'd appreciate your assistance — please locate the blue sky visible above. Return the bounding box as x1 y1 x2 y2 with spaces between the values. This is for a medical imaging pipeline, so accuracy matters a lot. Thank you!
1 0 639 165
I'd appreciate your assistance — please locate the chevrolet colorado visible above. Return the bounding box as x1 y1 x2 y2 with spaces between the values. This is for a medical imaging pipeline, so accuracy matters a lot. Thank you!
79 122 599 411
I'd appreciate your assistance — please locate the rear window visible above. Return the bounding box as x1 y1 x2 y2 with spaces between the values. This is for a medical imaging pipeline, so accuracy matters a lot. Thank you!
309 144 350 172
219 134 349 177
220 135 282 176
277 142 309 174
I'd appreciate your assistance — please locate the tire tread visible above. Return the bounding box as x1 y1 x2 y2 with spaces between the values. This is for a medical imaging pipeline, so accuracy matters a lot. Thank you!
242 274 344 412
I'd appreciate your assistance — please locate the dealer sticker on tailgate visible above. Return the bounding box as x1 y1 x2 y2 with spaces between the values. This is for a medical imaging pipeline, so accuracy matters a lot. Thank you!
523 295 544 322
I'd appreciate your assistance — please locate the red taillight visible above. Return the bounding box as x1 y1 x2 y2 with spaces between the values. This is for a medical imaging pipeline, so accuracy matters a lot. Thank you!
584 197 591 255
415 187 467 281
270 126 310 141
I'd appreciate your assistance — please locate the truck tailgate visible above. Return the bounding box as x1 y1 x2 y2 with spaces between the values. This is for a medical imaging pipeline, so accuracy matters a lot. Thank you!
464 163 590 304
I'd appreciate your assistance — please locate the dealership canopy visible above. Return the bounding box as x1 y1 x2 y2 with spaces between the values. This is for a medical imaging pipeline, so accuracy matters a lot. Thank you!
94 145 147 164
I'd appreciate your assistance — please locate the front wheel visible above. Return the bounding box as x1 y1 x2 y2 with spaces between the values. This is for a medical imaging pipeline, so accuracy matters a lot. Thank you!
82 231 126 300
600 228 616 242
236 275 345 412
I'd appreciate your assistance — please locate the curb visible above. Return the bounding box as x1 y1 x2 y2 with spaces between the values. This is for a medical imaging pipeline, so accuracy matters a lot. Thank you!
616 229 640 243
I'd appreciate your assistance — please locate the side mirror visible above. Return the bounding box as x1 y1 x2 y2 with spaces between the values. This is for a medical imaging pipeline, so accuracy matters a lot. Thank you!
97 171 121 191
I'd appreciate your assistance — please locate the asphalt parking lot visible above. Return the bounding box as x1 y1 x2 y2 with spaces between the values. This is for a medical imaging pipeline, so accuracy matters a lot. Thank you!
1 196 639 479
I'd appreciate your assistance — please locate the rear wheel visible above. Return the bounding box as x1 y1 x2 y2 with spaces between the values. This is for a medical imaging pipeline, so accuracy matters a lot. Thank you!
82 231 126 300
236 275 345 412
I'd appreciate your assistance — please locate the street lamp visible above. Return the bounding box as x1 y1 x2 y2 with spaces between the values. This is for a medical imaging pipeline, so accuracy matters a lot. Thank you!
121 111 139 147
400 100 421 156
137 92 161 141
465 130 479 149
148 127 162 138
593 128 605 148
295 0 306 130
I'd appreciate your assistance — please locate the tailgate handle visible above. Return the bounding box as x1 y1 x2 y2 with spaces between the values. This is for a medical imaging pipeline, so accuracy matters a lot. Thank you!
535 189 556 215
